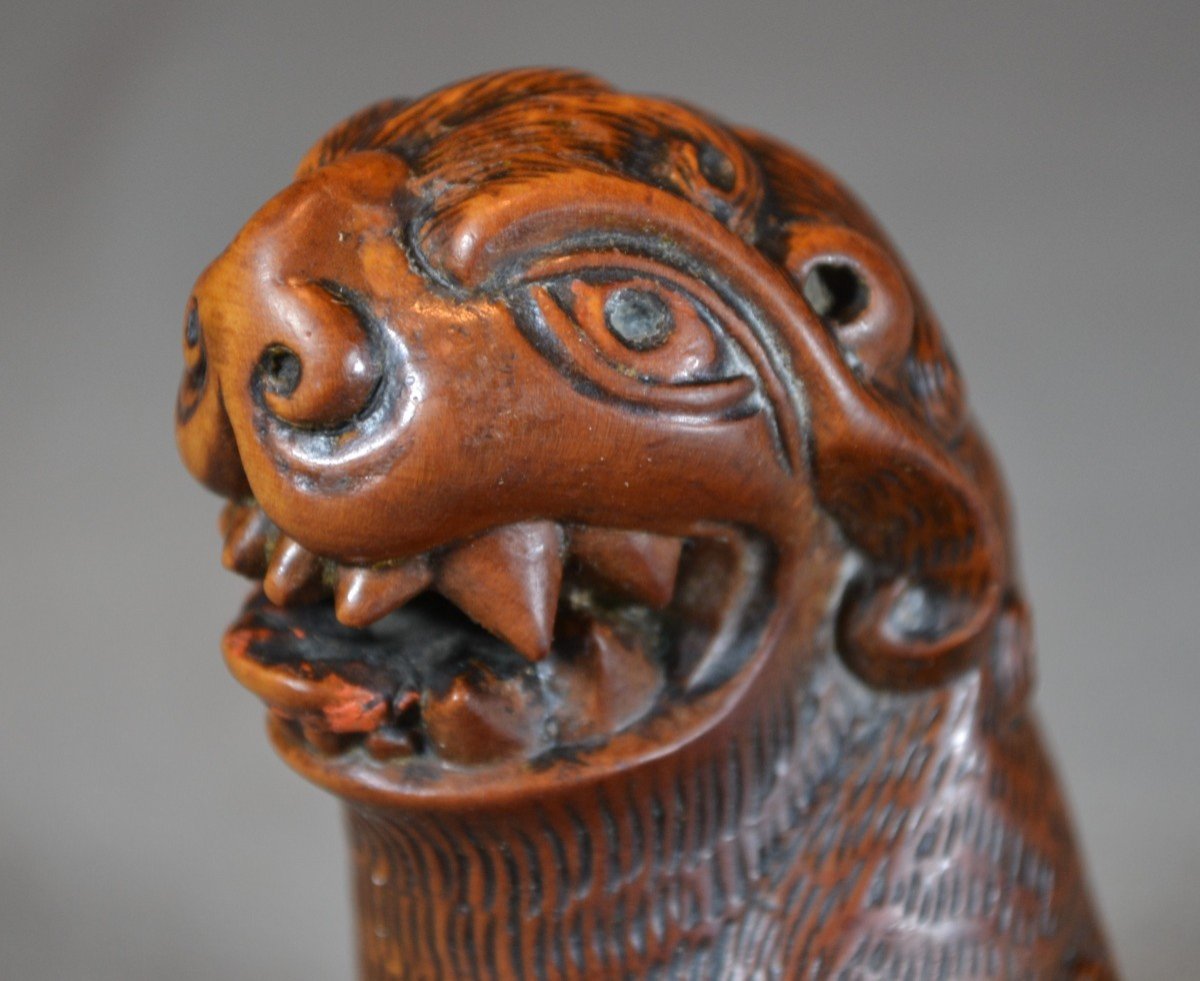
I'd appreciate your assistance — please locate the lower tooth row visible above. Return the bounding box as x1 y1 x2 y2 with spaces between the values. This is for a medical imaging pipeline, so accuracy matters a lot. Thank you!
285 619 663 767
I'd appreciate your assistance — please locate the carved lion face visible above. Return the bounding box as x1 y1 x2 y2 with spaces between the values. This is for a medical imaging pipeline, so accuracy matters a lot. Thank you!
177 70 1009 791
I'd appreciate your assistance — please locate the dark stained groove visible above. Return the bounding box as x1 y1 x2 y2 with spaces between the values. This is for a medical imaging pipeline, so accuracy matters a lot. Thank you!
540 810 571 911
501 841 525 976
670 773 688 874
560 806 591 901
515 828 544 919
600 794 622 892
624 782 647 880
567 905 586 973
533 898 549 981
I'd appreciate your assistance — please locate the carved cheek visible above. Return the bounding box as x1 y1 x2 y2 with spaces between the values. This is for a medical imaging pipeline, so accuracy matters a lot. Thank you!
175 389 251 499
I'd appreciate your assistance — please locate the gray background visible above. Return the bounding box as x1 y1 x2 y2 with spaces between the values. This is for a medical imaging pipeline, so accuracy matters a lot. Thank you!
0 1 1195 978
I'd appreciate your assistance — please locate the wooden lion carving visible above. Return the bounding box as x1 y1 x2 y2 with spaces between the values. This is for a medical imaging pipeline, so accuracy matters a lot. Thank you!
176 69 1114 979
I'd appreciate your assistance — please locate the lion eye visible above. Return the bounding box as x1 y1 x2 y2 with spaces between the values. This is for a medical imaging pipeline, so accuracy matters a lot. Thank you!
603 287 675 351
514 265 777 433
544 276 726 386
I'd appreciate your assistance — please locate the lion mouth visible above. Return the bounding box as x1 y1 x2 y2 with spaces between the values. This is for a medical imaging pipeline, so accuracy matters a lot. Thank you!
218 500 773 770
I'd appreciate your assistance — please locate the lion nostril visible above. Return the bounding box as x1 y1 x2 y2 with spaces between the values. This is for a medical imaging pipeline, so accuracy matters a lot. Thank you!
260 345 302 396
179 302 209 406
188 354 207 389
185 304 201 347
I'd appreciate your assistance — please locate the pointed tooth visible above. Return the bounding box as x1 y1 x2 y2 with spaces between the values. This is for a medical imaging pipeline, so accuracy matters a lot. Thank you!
263 537 322 605
436 522 564 661
364 727 419 761
299 719 350 756
221 507 272 578
334 560 432 628
550 621 663 742
571 527 683 608
218 501 247 537
422 669 544 765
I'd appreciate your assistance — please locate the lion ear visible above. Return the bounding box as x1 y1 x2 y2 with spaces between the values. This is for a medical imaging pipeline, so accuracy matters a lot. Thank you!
776 224 1008 687
781 223 914 386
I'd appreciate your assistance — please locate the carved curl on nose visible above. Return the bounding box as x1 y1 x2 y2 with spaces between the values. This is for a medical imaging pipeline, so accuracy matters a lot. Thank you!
252 280 383 431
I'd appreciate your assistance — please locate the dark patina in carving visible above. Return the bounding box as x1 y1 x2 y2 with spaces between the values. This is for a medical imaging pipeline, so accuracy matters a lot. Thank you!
177 68 1114 978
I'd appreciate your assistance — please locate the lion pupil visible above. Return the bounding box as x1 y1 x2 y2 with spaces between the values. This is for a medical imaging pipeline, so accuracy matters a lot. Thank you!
603 288 674 351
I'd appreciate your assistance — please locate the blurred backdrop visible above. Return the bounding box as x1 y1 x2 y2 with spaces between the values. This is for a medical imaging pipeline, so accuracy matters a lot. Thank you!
1 1 1196 978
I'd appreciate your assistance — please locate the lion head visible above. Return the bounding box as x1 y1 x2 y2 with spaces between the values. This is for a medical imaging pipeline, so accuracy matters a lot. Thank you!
177 68 1014 791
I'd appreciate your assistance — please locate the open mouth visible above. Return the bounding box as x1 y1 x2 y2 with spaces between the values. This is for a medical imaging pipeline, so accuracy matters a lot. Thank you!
219 501 774 771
